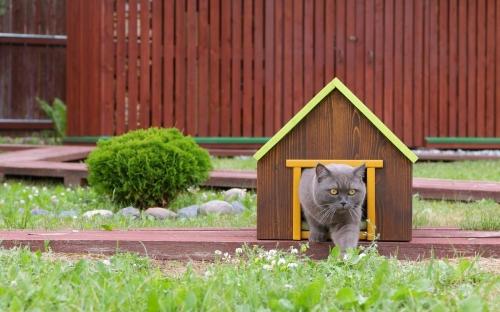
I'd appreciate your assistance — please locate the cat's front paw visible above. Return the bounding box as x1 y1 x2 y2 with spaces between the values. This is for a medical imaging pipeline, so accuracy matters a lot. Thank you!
308 231 329 242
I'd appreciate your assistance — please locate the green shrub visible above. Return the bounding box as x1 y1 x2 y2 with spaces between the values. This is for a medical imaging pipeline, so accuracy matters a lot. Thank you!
86 128 212 208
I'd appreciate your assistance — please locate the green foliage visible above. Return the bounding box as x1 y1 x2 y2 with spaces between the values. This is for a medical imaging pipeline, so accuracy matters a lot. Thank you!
36 97 67 142
0 246 497 311
86 128 212 208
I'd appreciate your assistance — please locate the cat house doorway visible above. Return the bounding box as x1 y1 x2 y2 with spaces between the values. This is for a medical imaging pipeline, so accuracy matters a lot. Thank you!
286 159 383 241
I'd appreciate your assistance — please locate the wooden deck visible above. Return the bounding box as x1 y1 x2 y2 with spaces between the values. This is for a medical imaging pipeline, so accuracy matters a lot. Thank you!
0 228 498 260
0 145 498 201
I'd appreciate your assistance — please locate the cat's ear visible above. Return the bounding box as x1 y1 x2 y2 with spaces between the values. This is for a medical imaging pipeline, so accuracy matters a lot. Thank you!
353 164 366 180
315 163 331 182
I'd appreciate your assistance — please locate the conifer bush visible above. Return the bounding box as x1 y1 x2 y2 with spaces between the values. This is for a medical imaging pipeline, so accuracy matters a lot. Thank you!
86 128 212 208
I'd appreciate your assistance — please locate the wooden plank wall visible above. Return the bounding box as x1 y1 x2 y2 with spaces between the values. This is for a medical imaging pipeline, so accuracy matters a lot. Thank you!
67 0 500 147
0 0 66 121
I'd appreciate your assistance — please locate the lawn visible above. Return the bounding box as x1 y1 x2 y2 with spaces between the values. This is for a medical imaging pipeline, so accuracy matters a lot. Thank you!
0 246 498 310
212 157 500 182
0 180 498 231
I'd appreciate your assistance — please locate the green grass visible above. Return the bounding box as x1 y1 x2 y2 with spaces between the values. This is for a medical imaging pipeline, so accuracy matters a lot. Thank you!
413 196 500 230
0 246 498 311
211 156 257 171
0 133 59 145
0 181 256 230
414 160 500 182
0 180 498 231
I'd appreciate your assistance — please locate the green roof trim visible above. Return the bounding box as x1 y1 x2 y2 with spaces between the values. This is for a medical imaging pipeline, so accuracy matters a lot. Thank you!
253 78 418 163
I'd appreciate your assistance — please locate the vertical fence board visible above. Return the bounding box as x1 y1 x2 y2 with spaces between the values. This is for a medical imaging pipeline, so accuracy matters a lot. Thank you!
485 0 495 137
264 0 274 135
273 0 283 132
373 0 384 119
413 0 424 146
383 0 394 129
209 0 221 136
231 0 242 135
448 0 458 137
393 0 403 137
428 0 438 137
186 0 197 135
467 0 477 136
140 0 151 128
151 0 162 127
253 0 264 136
198 0 209 136
314 0 325 91
283 1 293 122
101 0 115 135
242 0 253 136
402 0 413 145
324 0 335 82
476 0 486 137
438 0 448 137
220 0 231 136
303 0 313 102
364 0 374 111
128 0 139 130
335 0 346 80
163 0 175 127
115 0 126 133
457 0 467 137
292 0 304 114
345 0 356 88
355 0 365 100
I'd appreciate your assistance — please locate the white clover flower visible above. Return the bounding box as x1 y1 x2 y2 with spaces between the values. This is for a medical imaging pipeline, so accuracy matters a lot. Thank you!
51 195 58 204
28 195 33 200
3 182 8 187
262 264 273 271
284 284 293 289
358 253 366 259
271 260 276 266
66 188 71 192
42 187 47 191
235 248 243 254
287 263 298 269
0 199 4 205
214 250 222 255
102 259 111 266
290 247 298 254
19 199 25 205
204 270 213 278
10 280 17 287
278 258 286 265
60 192 65 196
268 249 277 256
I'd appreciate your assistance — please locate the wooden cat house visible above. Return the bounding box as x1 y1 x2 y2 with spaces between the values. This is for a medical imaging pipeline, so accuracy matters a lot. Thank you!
253 78 418 242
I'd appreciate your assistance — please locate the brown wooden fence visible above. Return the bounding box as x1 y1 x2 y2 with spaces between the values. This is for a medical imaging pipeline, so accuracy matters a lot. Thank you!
0 0 66 129
68 0 500 147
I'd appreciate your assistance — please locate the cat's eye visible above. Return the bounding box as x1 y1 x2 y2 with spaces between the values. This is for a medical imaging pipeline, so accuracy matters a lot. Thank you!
348 189 356 196
330 189 338 195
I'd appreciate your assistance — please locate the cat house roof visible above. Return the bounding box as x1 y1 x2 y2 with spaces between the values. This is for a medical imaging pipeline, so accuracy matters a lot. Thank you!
253 78 418 163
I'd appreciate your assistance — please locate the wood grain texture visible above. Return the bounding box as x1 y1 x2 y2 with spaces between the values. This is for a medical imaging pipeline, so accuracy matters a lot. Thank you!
257 90 412 241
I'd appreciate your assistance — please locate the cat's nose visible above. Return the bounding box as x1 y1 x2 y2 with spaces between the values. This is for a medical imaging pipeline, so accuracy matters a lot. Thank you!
340 201 347 207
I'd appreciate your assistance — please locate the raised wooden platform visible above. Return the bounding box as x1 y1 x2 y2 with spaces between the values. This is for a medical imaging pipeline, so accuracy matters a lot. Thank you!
0 228 498 260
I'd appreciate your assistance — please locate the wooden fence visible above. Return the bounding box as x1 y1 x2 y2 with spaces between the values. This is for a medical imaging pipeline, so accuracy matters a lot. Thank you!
0 0 66 129
66 0 499 147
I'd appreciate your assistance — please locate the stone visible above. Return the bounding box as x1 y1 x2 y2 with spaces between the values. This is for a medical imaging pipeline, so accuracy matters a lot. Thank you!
59 210 78 218
117 206 140 219
199 200 234 215
144 207 177 220
31 208 51 216
230 201 245 214
82 209 113 218
223 188 247 201
177 205 199 219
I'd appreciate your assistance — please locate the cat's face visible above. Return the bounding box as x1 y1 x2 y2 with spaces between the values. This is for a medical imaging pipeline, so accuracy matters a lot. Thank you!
313 163 367 211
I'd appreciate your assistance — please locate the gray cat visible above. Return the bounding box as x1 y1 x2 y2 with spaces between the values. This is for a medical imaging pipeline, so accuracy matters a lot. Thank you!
299 163 366 253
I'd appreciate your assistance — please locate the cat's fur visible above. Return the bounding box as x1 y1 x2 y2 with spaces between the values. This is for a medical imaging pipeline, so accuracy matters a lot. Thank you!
299 163 366 252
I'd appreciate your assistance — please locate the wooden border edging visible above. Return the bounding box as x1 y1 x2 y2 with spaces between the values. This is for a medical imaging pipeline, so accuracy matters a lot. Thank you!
0 228 498 260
